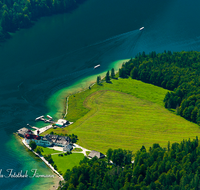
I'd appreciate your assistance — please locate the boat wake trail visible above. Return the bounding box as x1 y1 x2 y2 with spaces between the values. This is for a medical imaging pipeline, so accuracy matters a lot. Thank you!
20 28 143 104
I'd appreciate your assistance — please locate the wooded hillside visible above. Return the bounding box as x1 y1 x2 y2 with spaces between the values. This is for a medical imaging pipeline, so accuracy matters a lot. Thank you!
59 138 200 190
0 0 86 41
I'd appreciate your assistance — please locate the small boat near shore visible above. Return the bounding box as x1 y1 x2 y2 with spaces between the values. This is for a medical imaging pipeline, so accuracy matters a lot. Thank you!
94 64 100 69
139 27 144 31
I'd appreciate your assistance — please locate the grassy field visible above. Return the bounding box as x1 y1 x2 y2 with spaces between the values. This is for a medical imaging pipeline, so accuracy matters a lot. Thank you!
43 78 200 154
65 78 169 122
38 146 62 155
52 153 84 174
72 148 82 152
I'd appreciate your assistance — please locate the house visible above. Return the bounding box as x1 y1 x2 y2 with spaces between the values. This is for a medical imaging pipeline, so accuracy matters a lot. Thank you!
55 119 69 127
88 150 105 159
16 127 29 137
44 134 71 147
63 144 73 152
24 130 53 147
24 130 72 152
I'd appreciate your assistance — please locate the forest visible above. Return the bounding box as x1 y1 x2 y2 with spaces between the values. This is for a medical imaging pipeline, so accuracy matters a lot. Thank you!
58 137 200 190
118 51 200 125
0 0 86 41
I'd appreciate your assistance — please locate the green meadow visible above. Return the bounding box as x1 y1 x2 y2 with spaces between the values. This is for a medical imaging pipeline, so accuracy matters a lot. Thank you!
51 153 84 174
38 146 61 155
65 78 168 122
44 78 200 154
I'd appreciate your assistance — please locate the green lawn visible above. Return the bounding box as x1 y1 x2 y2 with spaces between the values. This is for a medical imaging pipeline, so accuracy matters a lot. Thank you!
38 146 62 155
52 153 84 174
43 78 200 154
72 148 82 152
65 78 169 122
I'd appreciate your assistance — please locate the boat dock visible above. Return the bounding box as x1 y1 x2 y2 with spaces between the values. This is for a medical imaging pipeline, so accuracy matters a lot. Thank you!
32 126 39 130
35 115 54 124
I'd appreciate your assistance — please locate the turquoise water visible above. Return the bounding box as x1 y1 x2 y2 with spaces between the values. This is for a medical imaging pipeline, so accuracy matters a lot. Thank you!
46 59 128 121
1 0 200 189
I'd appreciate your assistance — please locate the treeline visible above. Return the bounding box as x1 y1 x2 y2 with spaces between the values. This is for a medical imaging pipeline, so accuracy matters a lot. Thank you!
96 68 115 85
119 51 200 125
59 137 200 190
0 0 86 41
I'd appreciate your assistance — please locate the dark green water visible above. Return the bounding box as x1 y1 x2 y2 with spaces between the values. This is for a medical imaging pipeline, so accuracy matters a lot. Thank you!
1 0 200 189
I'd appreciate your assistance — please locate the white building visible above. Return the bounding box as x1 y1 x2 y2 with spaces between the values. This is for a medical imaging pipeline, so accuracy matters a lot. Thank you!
25 130 53 147
55 119 69 127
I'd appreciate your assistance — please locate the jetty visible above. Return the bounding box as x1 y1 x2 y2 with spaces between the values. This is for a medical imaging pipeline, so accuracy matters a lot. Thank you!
35 115 44 121
35 115 54 124
47 115 53 120
32 126 39 130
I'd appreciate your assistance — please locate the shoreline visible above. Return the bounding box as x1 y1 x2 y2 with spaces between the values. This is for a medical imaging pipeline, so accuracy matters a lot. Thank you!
45 59 129 121
14 133 62 190
15 59 129 190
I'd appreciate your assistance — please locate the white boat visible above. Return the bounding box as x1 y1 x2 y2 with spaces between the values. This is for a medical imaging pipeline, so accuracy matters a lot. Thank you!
94 64 100 69
47 115 53 120
139 27 144 31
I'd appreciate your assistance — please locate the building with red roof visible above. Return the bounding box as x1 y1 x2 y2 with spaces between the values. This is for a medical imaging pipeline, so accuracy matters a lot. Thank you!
25 129 52 147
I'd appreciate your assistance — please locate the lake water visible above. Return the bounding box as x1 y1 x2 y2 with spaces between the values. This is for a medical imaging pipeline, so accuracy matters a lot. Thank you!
1 0 200 189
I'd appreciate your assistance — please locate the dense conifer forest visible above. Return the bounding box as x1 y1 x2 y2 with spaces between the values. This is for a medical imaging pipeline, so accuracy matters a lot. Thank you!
119 51 200 125
59 138 200 190
0 0 86 41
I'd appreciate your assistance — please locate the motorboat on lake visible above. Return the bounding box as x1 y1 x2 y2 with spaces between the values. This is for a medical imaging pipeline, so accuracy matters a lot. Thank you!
139 27 144 31
94 64 100 69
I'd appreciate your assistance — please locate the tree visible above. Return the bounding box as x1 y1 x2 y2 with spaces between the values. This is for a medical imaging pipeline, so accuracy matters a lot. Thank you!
77 182 87 190
106 71 110 82
68 183 76 190
168 141 170 151
112 149 124 166
54 164 58 170
44 154 54 164
97 75 101 85
130 67 138 79
1 10 11 32
106 148 113 163
124 150 132 165
29 140 37 150
35 146 43 155
119 67 127 78
111 68 115 78
191 107 198 122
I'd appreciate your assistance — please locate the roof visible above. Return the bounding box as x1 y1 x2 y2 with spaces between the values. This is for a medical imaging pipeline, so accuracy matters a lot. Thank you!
17 127 29 133
44 134 71 145
17 128 29 137
88 150 105 159
63 144 73 151
56 119 68 126
25 134 41 140
42 136 51 142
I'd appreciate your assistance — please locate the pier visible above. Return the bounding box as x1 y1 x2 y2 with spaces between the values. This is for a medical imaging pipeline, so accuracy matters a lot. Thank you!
35 115 54 124
32 126 39 130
